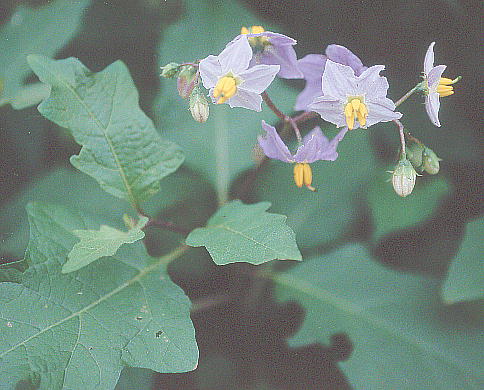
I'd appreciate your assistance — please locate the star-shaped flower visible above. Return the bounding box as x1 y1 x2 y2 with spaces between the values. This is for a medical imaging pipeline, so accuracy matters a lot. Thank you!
199 37 280 111
422 42 460 127
308 60 402 130
294 45 367 111
258 120 347 190
238 26 303 79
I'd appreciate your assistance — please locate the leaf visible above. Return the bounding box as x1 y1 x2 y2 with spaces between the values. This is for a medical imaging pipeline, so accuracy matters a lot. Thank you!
154 0 298 203
0 0 90 108
442 217 484 304
367 172 450 241
186 200 302 265
275 244 484 390
27 55 184 206
255 129 378 249
0 203 198 389
62 216 149 273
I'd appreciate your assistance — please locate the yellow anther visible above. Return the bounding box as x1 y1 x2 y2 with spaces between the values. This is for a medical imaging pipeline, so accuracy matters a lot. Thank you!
436 76 460 97
294 163 304 188
344 102 355 130
439 77 454 85
293 163 316 191
213 76 237 104
437 85 453 93
439 90 454 97
351 99 360 111
356 110 366 127
250 26 265 34
345 98 368 130
240 26 249 34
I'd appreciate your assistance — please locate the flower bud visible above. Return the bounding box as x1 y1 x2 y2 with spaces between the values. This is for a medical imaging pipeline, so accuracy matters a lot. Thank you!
189 86 209 123
406 142 425 172
177 66 198 99
160 62 180 78
422 147 442 175
391 158 417 197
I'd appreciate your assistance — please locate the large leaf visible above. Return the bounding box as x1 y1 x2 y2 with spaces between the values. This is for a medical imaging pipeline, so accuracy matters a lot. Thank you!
154 0 298 203
255 129 378 249
367 172 450 241
0 203 198 389
275 244 484 390
27 55 184 206
186 200 301 265
442 217 484 304
0 0 90 108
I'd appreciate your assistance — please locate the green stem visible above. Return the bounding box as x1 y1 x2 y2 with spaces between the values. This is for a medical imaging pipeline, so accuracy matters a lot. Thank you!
394 84 421 107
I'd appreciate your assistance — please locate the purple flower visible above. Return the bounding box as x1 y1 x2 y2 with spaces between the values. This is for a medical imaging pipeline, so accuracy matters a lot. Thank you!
295 45 367 111
423 42 459 127
258 120 347 190
308 60 402 130
199 37 280 111
238 26 303 79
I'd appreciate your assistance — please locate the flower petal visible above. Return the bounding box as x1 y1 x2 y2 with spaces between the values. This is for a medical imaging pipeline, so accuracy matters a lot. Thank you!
228 88 263 111
427 64 446 92
365 99 402 127
199 55 223 89
219 36 252 74
294 127 330 163
261 44 303 79
258 120 293 162
239 64 280 93
424 42 436 75
356 65 389 99
308 96 346 127
294 54 327 111
322 60 358 99
325 44 367 76
425 93 441 127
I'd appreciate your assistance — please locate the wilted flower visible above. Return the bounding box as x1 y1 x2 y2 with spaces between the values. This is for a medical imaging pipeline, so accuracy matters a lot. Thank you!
309 60 402 130
238 25 303 79
189 86 209 123
199 36 279 111
422 42 460 127
177 66 198 99
294 45 367 111
391 157 417 197
258 120 347 190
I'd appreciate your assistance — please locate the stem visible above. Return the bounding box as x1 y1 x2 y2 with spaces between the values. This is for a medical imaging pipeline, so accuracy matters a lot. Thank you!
393 119 407 158
394 84 420 107
404 131 422 145
144 217 191 236
261 91 286 121
293 111 319 124
288 117 302 143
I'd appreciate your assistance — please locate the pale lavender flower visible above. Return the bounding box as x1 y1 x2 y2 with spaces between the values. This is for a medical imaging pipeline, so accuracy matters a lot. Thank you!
309 60 402 130
199 37 280 111
295 45 367 111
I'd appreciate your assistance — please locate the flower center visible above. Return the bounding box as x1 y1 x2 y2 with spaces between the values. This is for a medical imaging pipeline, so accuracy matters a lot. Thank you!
436 77 459 97
344 97 368 130
213 75 238 104
293 163 316 191
241 25 270 49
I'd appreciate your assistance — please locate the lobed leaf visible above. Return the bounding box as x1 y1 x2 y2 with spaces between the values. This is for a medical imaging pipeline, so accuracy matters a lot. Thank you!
275 244 484 389
27 55 184 206
0 203 198 389
186 200 302 265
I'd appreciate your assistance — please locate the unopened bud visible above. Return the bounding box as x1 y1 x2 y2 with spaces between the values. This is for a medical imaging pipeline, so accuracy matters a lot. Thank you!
160 62 180 78
391 158 417 197
422 147 442 175
406 142 425 172
189 86 209 123
177 66 198 98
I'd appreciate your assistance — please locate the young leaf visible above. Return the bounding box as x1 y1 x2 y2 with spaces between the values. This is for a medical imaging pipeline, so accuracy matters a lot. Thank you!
0 0 90 108
186 200 302 265
442 217 484 304
62 216 149 273
275 244 484 390
0 203 198 389
367 172 450 241
155 0 298 203
27 55 184 206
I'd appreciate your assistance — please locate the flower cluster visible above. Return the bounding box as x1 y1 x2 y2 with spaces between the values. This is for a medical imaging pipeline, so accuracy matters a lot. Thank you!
161 25 459 196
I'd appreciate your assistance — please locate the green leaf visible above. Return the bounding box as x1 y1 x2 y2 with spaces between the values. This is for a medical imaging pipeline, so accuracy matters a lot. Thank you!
186 200 301 265
275 244 484 390
62 216 148 273
442 217 484 304
27 55 184 206
368 172 450 241
154 0 298 203
0 0 90 108
255 129 378 249
0 203 198 389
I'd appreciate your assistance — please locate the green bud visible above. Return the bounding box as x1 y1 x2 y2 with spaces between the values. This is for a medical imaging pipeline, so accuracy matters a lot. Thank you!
177 66 198 99
391 158 417 197
406 142 425 172
189 86 209 123
422 147 442 175
160 62 180 78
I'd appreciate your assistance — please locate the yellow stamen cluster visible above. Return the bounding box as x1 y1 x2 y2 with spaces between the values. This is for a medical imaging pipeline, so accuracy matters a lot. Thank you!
344 98 368 130
240 25 269 47
293 163 316 191
213 76 237 104
241 25 265 34
437 77 457 97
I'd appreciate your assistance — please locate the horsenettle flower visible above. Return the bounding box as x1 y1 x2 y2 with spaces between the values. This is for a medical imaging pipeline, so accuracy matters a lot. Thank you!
199 37 280 111
258 120 347 191
295 45 367 111
238 25 303 79
309 60 402 130
422 42 460 127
